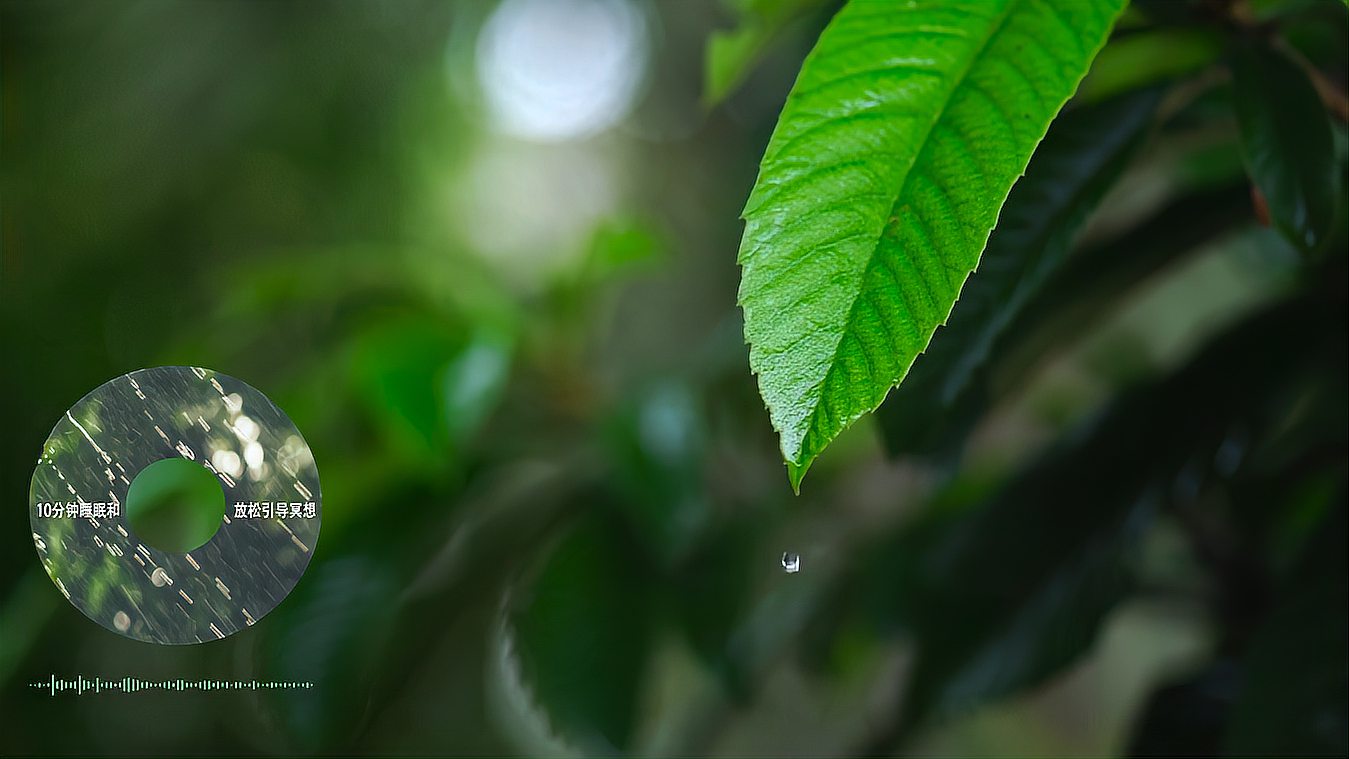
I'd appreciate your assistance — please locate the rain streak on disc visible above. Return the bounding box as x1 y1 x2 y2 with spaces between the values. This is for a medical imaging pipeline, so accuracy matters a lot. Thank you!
28 367 321 644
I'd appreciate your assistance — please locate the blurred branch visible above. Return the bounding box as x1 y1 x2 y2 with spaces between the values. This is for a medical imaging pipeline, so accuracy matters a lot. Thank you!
1278 41 1349 124
1221 0 1349 123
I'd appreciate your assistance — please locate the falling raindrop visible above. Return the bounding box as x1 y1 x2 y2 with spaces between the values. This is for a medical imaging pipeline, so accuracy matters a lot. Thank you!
781 552 801 574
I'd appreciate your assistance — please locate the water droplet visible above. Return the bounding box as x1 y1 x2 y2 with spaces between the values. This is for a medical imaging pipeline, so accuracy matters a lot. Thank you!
781 552 801 573
150 567 172 587
113 611 131 632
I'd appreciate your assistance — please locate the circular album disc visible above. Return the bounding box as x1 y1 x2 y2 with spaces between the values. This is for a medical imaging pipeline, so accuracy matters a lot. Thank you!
29 367 321 645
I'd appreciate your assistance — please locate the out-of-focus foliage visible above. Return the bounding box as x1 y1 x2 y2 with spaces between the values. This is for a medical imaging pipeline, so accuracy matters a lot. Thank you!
703 0 830 106
1077 28 1223 103
879 86 1163 458
0 0 1345 757
1230 38 1340 253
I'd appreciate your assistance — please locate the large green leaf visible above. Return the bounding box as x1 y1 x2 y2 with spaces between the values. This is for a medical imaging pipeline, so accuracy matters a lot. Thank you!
736 0 1127 489
1229 39 1340 253
878 86 1162 457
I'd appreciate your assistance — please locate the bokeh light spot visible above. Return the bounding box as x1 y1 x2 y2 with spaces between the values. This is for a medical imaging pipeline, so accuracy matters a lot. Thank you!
475 0 648 142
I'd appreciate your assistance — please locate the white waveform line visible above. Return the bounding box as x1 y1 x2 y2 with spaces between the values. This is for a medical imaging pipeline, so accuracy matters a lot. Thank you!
29 676 315 696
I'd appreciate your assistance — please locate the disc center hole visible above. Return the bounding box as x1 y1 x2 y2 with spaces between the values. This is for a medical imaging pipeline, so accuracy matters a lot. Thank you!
126 457 226 553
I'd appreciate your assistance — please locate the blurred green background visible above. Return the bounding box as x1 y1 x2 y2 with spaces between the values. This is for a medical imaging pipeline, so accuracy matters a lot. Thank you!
1 0 1345 756
124 456 230 554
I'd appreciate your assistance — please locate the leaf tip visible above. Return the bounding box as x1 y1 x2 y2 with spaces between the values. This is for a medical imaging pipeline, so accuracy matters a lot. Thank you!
786 457 811 494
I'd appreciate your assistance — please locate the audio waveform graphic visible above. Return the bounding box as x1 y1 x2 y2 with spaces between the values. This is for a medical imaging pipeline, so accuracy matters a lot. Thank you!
29 675 314 696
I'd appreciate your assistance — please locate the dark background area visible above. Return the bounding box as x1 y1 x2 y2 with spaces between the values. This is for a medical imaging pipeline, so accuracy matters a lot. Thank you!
1 0 1345 756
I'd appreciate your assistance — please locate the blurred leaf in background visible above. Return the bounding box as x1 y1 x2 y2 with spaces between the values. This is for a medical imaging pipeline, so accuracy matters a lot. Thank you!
1230 37 1340 254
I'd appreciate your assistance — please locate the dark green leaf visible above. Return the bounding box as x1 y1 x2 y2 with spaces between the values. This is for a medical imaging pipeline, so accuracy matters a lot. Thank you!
1224 498 1348 755
348 317 513 460
736 0 1127 489
879 87 1162 457
671 519 757 695
507 511 653 752
995 183 1256 383
880 180 1253 459
347 316 465 460
1126 661 1238 757
1229 39 1340 253
360 462 593 735
897 293 1341 732
260 556 401 752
